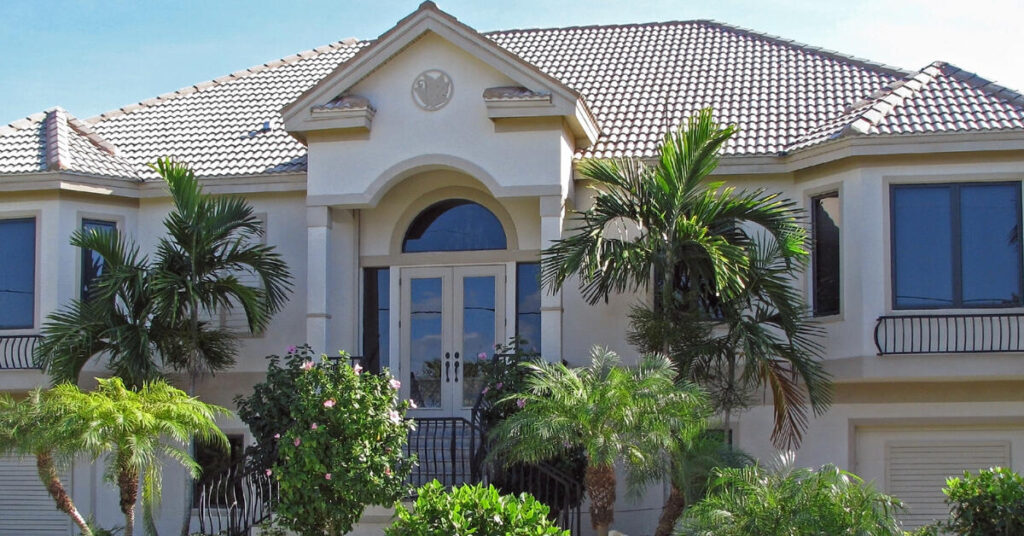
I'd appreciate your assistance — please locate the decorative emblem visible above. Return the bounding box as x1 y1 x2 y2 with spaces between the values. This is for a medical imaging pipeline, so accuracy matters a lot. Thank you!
411 70 453 111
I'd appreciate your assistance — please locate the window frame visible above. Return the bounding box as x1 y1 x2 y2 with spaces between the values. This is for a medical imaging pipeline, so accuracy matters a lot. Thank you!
889 181 1024 310
79 218 118 302
810 191 841 317
514 262 542 354
0 215 38 331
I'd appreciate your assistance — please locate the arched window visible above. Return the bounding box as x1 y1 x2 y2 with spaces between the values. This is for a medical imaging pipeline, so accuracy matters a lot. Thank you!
402 199 507 252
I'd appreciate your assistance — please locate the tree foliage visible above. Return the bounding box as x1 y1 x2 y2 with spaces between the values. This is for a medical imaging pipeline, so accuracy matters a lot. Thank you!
34 158 293 387
917 467 1024 536
268 352 414 536
387 481 569 536
488 347 709 536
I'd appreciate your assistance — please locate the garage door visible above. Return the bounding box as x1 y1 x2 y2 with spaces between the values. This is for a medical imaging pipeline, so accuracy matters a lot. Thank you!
0 455 72 535
855 425 1024 530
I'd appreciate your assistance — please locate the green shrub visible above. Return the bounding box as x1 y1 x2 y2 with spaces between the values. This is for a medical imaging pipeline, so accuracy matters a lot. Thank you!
263 349 414 536
932 467 1024 535
386 481 569 536
678 454 905 536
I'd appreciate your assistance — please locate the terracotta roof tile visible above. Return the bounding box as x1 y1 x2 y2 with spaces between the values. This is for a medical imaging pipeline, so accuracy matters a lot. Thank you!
2 19 1022 179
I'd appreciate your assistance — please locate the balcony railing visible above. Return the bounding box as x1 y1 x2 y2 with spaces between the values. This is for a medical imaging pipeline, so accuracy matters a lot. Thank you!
874 313 1024 355
0 335 41 369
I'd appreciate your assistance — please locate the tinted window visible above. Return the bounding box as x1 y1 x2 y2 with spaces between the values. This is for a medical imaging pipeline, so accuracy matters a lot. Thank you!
892 183 1021 308
0 218 35 329
362 267 389 374
516 262 542 353
811 193 840 316
402 199 506 252
81 219 117 301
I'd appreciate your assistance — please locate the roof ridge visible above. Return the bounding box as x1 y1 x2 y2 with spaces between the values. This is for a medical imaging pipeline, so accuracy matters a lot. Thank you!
932 61 1024 110
84 38 364 124
486 19 910 78
840 62 943 135
0 108 53 137
43 108 71 171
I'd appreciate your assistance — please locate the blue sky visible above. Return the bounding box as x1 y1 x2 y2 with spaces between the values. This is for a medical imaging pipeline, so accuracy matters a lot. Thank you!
2 0 1021 124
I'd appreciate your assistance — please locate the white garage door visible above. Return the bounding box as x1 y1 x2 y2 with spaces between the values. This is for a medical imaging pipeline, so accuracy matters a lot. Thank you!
0 455 72 535
855 425 1023 530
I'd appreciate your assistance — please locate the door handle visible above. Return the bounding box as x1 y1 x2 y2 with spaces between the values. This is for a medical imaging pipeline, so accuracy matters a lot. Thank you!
445 352 451 382
453 352 460 382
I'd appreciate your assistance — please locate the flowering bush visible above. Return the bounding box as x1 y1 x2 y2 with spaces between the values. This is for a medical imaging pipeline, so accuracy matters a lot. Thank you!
916 467 1024 536
386 480 569 536
243 346 414 536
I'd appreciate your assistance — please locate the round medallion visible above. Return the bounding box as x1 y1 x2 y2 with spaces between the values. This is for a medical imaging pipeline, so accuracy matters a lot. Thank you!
411 69 453 111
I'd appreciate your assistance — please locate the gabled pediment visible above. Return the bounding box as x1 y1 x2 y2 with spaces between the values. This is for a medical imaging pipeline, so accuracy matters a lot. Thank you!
281 1 599 147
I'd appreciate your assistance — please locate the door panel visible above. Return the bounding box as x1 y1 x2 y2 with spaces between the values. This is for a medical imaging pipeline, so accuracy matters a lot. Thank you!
401 265 504 418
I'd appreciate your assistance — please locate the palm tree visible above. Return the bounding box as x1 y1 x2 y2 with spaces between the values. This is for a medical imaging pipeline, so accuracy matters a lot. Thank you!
542 108 829 449
50 378 229 536
0 389 93 536
488 347 708 536
35 158 293 388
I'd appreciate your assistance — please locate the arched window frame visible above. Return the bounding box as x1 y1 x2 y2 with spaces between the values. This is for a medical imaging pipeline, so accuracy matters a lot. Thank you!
401 198 508 253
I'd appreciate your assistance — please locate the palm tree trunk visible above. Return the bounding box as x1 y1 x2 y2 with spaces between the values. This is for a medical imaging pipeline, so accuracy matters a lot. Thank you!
36 451 93 536
118 464 140 536
584 463 616 536
654 483 686 536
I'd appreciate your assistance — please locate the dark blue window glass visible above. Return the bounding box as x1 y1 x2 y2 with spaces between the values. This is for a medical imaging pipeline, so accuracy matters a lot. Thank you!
402 200 506 253
516 262 542 353
362 267 389 374
0 218 36 329
892 183 1022 309
81 219 117 301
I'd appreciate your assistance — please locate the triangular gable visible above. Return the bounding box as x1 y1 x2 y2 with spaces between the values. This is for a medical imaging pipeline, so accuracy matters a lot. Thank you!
281 1 599 147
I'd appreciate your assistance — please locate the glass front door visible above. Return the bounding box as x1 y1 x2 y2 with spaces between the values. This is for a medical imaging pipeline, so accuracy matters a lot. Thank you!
400 265 505 418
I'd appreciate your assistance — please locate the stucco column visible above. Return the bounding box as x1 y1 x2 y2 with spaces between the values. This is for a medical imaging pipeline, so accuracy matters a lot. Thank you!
306 205 332 352
539 195 565 362
329 208 360 354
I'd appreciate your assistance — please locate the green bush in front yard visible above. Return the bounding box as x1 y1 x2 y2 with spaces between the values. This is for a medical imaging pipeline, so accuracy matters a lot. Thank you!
264 350 414 536
917 467 1024 536
386 480 569 536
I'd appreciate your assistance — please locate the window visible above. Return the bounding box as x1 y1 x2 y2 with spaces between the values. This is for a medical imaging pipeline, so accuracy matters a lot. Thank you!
811 193 840 316
402 199 506 252
892 182 1022 309
362 267 390 374
0 218 35 329
193 434 245 507
81 219 117 301
516 263 542 353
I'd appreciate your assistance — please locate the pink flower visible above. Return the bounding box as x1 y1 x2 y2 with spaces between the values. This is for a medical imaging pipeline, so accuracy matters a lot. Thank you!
384 466 392 476
311 423 318 430
323 399 336 408
325 473 332 480
287 345 297 354
273 433 280 439
389 410 402 424
300 361 315 371
389 378 401 390
482 386 489 395
265 469 272 477
353 364 363 375
293 437 301 447
495 382 504 390
516 398 526 408
477 352 488 360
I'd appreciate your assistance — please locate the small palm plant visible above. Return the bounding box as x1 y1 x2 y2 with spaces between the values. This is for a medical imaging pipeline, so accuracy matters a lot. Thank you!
50 378 229 536
677 453 905 536
488 347 708 536
0 389 93 536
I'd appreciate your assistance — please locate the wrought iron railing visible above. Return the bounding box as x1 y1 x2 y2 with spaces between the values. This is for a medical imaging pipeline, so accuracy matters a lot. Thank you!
404 417 485 488
197 463 278 536
874 313 1024 355
0 335 41 369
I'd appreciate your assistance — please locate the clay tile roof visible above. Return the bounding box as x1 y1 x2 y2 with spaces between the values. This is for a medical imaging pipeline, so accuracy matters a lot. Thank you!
0 107 140 178
2 18 1022 180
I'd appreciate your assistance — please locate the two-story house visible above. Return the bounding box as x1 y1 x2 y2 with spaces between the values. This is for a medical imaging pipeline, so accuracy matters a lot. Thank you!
2 3 1023 534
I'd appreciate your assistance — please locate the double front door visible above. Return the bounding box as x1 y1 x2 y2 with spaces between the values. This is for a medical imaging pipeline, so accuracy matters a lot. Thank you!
400 265 505 418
